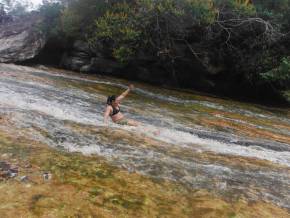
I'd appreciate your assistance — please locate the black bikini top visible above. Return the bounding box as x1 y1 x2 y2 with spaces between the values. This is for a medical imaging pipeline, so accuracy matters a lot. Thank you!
110 106 120 117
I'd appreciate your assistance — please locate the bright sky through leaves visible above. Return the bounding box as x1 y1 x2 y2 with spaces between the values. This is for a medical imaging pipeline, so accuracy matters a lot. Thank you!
29 0 42 7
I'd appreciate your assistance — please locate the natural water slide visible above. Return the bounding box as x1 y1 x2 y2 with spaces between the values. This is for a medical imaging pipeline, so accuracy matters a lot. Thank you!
0 64 289 217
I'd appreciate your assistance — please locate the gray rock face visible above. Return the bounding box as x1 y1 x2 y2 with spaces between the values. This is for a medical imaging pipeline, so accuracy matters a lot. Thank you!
0 13 46 63
61 53 90 71
60 40 91 71
60 40 122 74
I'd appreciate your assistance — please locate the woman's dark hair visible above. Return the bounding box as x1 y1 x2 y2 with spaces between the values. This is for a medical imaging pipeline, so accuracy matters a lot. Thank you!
107 95 116 105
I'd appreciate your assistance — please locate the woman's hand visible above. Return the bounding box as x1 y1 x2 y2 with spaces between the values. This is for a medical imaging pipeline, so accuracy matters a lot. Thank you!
116 84 134 102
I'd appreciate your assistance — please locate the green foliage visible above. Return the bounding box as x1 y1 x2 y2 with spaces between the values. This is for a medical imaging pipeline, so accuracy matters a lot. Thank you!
39 2 63 38
37 0 273 64
36 0 290 92
214 0 256 17
187 0 217 24
229 0 256 16
113 46 134 64
139 0 185 16
94 5 140 41
60 0 108 39
61 8 82 38
139 0 216 25
254 0 290 29
90 2 141 63
254 0 290 14
89 0 220 63
260 57 290 87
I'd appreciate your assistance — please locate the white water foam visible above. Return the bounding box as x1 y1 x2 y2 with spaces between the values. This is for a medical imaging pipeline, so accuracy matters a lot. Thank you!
1 65 290 168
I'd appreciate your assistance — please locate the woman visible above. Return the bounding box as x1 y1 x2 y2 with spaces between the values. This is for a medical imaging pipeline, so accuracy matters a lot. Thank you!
104 84 139 126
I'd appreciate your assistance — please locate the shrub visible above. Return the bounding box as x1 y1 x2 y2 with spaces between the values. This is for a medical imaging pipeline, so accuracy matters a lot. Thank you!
90 2 141 63
60 0 108 39
89 0 219 63
187 0 217 24
39 2 63 38
260 57 290 88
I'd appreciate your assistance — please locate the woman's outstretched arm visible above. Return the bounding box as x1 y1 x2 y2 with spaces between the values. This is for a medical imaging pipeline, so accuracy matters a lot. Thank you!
116 84 134 103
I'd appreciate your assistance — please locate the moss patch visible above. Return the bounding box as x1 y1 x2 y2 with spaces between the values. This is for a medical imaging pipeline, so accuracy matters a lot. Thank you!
0 130 289 217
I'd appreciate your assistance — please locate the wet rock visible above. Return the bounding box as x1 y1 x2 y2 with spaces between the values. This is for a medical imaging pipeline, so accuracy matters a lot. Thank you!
121 164 135 174
0 13 46 63
216 181 227 190
60 40 92 71
80 64 91 73
25 184 32 188
9 166 18 177
60 38 122 74
20 175 29 182
9 167 18 173
0 161 18 179
9 172 17 178
60 53 90 71
24 163 32 168
1 153 12 158
0 161 9 169
43 172 52 181
73 40 92 54
0 170 9 179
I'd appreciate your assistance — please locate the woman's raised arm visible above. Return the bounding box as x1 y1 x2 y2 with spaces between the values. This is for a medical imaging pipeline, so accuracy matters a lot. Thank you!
116 84 134 103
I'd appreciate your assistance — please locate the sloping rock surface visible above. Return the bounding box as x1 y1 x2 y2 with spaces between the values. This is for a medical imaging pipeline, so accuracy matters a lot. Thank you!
0 13 45 63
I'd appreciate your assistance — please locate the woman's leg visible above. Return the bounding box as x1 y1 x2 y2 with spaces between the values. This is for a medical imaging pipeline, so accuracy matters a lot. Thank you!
126 119 140 127
119 119 160 135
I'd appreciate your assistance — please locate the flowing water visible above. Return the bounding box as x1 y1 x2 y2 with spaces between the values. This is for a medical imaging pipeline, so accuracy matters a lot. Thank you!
0 64 290 213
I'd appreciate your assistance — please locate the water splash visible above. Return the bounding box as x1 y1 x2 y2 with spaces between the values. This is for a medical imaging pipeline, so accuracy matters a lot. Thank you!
0 63 290 210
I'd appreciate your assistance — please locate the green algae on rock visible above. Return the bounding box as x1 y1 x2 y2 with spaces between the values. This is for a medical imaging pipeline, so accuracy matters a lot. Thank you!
0 64 290 217
0 130 289 218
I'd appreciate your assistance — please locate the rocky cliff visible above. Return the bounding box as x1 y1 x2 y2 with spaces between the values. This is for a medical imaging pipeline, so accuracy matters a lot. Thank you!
0 13 46 63
0 12 289 105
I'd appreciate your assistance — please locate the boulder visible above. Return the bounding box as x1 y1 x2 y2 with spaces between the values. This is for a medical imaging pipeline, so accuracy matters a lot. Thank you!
73 40 92 54
0 13 46 63
61 52 91 71
60 40 92 71
80 64 91 73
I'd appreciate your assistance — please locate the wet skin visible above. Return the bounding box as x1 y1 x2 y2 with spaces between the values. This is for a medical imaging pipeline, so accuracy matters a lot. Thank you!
104 85 139 126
